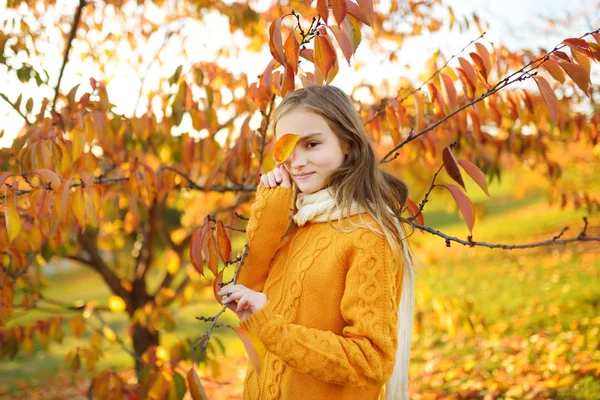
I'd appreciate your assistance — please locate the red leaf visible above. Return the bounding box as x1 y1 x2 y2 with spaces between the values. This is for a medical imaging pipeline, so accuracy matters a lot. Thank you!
405 197 424 226
563 38 593 58
442 146 465 189
329 25 353 65
533 76 559 125
457 159 491 197
439 184 476 234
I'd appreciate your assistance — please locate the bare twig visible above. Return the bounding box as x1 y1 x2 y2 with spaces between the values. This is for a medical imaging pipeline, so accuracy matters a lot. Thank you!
52 0 88 111
0 92 31 125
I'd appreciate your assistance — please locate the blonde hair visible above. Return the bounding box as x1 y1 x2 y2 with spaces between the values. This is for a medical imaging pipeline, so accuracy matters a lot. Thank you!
272 85 416 260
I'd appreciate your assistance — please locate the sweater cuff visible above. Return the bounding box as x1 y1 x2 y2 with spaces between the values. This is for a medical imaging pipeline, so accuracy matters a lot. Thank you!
256 184 293 202
239 300 275 336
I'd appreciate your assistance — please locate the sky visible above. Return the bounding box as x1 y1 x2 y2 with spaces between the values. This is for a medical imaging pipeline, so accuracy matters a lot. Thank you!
0 0 598 148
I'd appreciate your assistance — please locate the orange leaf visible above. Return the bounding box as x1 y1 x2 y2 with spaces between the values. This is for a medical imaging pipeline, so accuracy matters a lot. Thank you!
71 186 87 230
281 62 296 97
283 30 300 74
442 146 465 189
458 57 478 90
356 0 373 25
187 367 209 400
474 43 492 76
439 184 475 234
385 106 400 143
216 221 231 264
456 67 475 99
344 0 370 26
0 172 14 188
469 52 490 88
4 189 21 243
558 61 589 93
213 268 224 305
34 169 61 190
457 159 491 197
273 133 301 163
314 28 336 79
316 0 329 23
440 73 457 112
542 60 567 86
205 234 219 277
189 228 204 277
268 18 285 65
427 82 446 119
533 75 559 125
331 0 347 26
233 327 266 380
412 91 425 131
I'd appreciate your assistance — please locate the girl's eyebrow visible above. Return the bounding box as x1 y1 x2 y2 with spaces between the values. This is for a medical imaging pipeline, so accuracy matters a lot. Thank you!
298 133 323 141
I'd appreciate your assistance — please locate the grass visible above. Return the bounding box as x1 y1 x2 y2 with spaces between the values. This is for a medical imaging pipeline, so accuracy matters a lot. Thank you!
1 162 599 398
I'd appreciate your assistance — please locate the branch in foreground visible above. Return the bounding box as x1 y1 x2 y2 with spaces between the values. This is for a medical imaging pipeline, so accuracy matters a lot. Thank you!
413 217 598 249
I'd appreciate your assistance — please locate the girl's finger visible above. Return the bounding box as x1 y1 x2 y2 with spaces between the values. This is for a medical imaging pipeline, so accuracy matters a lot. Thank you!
236 294 250 313
279 164 292 188
267 172 277 187
260 174 270 188
222 291 245 303
273 168 282 183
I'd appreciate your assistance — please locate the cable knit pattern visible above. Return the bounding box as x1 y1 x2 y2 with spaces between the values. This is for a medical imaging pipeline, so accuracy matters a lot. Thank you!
237 185 404 400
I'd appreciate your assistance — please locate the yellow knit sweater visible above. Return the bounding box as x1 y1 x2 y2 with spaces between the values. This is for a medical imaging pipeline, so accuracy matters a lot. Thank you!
237 185 404 400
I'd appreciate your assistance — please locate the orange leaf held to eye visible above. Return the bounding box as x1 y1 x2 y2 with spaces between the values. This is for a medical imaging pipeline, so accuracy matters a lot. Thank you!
273 133 302 163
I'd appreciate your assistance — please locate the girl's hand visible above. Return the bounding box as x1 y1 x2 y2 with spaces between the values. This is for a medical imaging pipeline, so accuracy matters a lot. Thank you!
260 164 292 189
217 284 268 321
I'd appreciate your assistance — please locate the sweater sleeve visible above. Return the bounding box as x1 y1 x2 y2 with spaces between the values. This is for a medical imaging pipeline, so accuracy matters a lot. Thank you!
239 229 404 390
236 184 293 292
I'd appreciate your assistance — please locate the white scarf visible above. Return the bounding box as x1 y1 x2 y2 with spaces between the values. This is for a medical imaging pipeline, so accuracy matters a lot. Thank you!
293 186 415 400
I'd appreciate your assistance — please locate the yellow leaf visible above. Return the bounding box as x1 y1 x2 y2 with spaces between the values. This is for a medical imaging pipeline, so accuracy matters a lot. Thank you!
233 326 266 380
108 295 127 312
273 133 301 163
4 190 21 243
102 326 116 342
71 186 87 229
186 367 209 400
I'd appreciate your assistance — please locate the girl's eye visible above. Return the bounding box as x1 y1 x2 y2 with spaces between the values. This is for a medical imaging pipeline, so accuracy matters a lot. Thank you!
306 142 319 148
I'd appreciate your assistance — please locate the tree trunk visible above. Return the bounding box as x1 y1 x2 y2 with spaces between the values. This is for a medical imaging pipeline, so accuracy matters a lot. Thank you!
132 323 160 377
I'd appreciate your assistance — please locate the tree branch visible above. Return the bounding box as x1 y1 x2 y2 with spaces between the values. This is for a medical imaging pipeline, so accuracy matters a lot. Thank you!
413 217 598 248
0 93 31 125
52 0 87 111
76 230 129 301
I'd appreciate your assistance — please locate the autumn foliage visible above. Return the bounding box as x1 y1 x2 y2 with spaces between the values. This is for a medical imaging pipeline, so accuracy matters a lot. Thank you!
1 0 599 397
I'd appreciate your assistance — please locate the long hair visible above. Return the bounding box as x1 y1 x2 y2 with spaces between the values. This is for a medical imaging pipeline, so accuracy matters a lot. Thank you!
273 85 413 258
271 85 417 399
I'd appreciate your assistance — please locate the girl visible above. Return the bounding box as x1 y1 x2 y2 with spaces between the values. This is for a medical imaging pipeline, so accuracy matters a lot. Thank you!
217 85 416 400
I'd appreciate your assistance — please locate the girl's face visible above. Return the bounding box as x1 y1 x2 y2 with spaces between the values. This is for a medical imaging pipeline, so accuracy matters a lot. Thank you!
275 108 347 194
